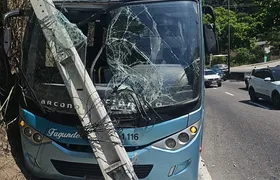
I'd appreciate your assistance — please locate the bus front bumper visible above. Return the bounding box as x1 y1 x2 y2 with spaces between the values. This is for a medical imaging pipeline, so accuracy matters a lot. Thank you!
20 129 201 180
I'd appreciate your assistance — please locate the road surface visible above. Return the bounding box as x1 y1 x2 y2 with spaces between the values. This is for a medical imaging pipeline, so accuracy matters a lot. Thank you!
202 80 280 180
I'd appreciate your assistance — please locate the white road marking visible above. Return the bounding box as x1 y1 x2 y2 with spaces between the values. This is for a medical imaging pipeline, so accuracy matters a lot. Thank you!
248 101 270 110
198 157 212 180
225 92 234 96
213 88 217 90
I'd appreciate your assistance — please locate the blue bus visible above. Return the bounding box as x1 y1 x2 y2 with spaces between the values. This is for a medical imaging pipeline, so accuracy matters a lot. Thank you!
2 0 218 179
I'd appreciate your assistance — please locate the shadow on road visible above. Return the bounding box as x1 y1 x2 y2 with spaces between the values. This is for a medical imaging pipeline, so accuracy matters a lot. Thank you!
239 87 248 91
239 100 274 110
228 79 243 82
205 85 221 89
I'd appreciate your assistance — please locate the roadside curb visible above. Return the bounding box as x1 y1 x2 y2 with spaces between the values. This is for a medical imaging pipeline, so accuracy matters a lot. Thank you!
198 157 212 180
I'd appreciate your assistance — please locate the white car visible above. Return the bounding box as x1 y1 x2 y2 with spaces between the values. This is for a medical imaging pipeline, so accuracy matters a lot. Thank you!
204 69 222 88
248 66 280 108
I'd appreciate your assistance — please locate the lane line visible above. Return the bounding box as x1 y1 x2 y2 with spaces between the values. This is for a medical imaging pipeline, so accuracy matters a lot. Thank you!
225 92 234 96
198 157 212 180
248 101 270 110
213 88 217 90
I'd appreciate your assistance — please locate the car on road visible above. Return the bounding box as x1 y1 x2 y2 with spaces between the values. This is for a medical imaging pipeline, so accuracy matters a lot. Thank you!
212 64 228 72
204 69 222 88
244 69 256 89
248 66 280 108
212 67 226 81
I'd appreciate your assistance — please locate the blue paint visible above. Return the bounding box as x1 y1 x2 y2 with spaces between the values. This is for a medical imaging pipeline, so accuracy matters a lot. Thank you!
20 108 193 146
188 106 203 126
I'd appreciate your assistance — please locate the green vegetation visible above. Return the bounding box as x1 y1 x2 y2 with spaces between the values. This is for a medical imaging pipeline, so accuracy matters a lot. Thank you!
204 0 280 66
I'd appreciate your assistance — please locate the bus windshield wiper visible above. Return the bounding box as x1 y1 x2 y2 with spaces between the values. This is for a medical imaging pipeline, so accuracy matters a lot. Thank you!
106 74 163 124
142 98 163 122
125 86 164 124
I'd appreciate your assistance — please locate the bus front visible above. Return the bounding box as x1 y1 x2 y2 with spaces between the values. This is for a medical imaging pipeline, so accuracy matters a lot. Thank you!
18 0 208 179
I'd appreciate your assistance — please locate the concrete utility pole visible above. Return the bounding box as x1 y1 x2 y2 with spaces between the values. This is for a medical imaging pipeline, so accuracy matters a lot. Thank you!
29 0 138 180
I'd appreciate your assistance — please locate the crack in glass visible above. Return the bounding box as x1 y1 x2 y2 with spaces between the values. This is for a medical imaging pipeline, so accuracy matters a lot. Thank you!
104 2 200 112
40 9 87 54
24 1 200 127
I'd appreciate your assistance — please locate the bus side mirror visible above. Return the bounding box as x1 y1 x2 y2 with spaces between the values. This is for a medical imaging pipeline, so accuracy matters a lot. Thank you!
203 5 219 55
204 24 219 55
2 9 27 57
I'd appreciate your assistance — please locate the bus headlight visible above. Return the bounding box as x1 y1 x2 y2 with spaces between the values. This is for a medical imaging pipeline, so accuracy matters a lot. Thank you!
20 120 52 144
165 138 176 149
152 120 200 150
33 133 43 143
178 132 189 143
23 127 33 137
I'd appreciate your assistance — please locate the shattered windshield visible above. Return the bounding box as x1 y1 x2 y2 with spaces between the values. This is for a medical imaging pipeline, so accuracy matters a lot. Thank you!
104 1 200 111
22 1 200 119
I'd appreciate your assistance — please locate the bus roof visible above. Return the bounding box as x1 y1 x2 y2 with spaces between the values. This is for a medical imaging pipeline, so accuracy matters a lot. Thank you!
53 0 119 1
53 0 199 3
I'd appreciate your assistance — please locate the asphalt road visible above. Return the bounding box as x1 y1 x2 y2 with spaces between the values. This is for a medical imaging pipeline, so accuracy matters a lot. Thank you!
202 80 280 180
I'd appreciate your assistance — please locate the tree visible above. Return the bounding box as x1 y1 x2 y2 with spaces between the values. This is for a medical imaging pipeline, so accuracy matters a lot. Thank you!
255 0 280 31
232 46 263 65
253 0 280 55
203 0 280 65
214 7 256 52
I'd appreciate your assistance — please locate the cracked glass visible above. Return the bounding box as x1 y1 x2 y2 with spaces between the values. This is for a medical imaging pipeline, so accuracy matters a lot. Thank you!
22 1 200 127
22 9 96 115
104 1 200 113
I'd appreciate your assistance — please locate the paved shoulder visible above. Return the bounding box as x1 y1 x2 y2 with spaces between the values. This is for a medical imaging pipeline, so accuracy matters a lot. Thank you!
198 157 212 180
203 81 280 180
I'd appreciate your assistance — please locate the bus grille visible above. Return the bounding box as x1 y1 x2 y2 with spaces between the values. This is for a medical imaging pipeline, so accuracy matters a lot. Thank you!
51 159 153 179
55 141 151 153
